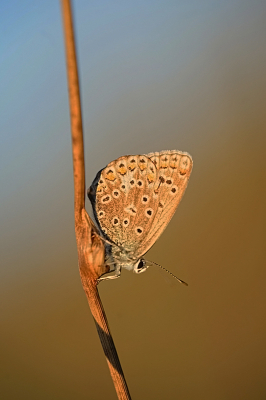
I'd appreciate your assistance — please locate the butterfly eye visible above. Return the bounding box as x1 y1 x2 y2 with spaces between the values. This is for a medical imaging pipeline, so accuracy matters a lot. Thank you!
137 260 145 270
133 259 148 274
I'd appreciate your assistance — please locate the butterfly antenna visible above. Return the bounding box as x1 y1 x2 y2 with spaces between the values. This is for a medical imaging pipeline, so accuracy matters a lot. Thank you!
147 260 188 286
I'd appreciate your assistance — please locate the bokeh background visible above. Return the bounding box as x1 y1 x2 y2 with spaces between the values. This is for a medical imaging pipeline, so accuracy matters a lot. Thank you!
1 1 266 399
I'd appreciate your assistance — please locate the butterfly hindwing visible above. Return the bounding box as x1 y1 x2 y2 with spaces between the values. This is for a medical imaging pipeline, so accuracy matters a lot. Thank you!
90 155 159 254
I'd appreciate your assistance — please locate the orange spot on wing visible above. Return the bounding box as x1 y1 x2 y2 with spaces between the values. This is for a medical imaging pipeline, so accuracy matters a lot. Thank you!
106 171 116 181
147 173 155 183
170 160 178 169
117 164 127 175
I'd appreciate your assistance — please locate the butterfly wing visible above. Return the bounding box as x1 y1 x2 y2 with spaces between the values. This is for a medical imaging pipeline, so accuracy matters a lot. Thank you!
133 150 193 258
88 150 192 263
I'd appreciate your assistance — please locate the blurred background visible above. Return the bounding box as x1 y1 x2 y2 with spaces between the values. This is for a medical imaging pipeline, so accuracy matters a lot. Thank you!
1 1 266 399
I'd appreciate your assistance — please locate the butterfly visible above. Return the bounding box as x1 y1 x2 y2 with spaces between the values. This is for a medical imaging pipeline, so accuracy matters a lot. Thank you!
87 150 193 283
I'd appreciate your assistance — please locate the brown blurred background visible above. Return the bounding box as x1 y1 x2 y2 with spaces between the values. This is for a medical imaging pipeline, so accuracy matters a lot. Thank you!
1 1 266 399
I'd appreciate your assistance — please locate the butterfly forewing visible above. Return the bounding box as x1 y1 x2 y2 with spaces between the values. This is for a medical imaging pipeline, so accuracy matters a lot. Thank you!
134 150 192 258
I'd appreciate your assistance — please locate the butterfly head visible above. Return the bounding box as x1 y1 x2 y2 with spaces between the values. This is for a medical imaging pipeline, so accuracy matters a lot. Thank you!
110 254 149 275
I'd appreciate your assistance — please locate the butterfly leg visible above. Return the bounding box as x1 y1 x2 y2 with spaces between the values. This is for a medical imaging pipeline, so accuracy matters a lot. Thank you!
97 265 121 284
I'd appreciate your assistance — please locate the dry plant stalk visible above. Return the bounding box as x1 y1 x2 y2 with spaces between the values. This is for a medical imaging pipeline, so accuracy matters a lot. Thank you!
60 1 131 398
